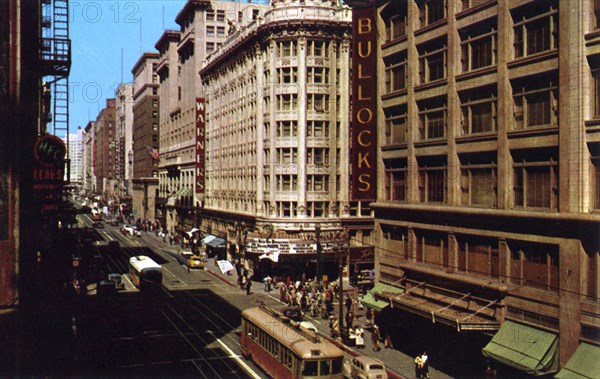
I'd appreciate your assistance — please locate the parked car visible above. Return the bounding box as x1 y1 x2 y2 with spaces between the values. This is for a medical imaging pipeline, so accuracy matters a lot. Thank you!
343 355 388 379
92 221 104 228
110 219 119 227
121 224 141 237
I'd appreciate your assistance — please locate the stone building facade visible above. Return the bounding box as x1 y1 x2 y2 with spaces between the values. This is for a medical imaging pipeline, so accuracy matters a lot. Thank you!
356 0 600 374
198 0 375 278
156 0 269 232
131 52 160 222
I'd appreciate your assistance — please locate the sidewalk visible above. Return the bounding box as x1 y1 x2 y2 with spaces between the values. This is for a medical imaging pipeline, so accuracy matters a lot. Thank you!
196 251 453 379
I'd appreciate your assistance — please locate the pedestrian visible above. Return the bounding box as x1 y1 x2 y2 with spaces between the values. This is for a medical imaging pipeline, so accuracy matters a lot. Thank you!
345 294 353 314
246 278 252 295
383 329 394 349
371 324 381 351
263 275 272 291
414 351 429 379
355 327 365 348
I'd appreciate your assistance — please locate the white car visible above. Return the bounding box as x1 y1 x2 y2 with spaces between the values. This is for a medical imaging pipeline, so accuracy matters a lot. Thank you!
344 355 388 379
122 225 141 237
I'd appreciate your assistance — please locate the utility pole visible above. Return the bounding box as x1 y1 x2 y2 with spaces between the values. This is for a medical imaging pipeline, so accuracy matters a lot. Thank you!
338 229 349 341
315 223 321 287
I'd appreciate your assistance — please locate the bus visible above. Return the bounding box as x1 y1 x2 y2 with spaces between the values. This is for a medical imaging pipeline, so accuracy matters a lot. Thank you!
241 305 344 379
128 256 162 290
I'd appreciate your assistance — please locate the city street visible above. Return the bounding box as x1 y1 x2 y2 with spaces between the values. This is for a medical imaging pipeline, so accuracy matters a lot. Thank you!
4 215 275 378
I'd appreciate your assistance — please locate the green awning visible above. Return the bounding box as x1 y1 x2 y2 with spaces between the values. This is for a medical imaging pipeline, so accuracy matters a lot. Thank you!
482 320 558 376
555 343 600 379
360 282 404 312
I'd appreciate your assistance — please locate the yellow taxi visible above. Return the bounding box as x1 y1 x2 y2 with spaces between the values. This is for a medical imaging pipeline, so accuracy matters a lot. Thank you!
183 251 205 269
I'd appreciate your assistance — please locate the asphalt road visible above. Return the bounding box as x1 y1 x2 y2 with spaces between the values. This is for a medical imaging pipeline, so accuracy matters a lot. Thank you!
11 215 275 378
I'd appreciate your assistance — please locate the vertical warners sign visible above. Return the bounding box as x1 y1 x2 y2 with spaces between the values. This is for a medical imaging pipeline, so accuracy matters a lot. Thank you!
351 4 377 201
195 98 206 194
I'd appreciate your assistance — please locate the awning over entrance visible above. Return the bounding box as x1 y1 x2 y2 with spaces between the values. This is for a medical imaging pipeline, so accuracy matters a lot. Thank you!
555 343 600 379
205 237 226 247
361 282 404 312
379 280 500 332
482 320 558 376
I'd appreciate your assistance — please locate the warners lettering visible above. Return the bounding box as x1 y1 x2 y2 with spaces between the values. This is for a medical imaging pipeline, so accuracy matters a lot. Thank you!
351 5 377 201
195 98 206 194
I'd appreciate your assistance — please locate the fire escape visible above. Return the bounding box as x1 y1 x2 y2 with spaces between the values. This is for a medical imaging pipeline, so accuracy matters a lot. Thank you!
40 0 71 177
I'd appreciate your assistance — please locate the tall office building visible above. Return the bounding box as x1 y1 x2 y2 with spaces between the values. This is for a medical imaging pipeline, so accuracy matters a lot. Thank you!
156 0 269 232
197 0 370 277
68 127 84 187
115 83 134 201
94 99 116 199
131 52 160 221
349 0 600 375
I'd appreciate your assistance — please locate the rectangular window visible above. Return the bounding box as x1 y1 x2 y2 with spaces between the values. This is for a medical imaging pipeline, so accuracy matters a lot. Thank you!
512 76 558 129
385 159 407 202
216 26 225 37
307 120 328 137
390 14 407 41
278 67 298 84
280 41 297 57
418 39 447 84
206 26 215 37
510 242 559 291
217 10 225 22
461 0 488 10
206 42 215 54
384 106 408 144
461 163 497 207
460 22 497 72
309 40 326 57
206 11 214 21
512 3 558 58
419 102 447 140
277 121 297 137
384 53 407 93
419 164 446 204
307 148 328 165
278 94 297 111
460 89 497 134
418 0 445 27
457 237 499 277
307 67 328 84
513 159 558 209
308 94 329 112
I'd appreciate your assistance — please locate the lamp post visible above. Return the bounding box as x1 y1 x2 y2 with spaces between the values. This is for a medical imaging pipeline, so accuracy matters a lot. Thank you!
315 223 321 287
337 229 349 341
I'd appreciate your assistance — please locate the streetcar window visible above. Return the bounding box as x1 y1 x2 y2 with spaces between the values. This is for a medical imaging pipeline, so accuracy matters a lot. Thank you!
319 360 331 375
144 269 162 281
331 358 343 374
302 361 318 376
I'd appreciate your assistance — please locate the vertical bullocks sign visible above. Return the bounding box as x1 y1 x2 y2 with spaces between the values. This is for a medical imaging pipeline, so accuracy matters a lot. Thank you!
350 1 377 201
195 98 206 194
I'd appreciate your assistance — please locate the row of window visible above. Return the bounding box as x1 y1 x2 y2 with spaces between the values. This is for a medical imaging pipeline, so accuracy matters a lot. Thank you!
262 174 329 192
384 3 558 87
267 94 333 112
384 74 558 143
264 148 330 166
277 40 328 58
275 67 330 84
274 120 329 138
384 154 558 209
381 226 560 292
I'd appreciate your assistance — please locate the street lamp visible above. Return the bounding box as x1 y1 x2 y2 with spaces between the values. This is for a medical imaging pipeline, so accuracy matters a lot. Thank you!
336 229 350 341
315 223 321 287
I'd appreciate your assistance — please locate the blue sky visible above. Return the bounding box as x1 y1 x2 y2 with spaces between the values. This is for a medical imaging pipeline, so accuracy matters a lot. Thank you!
69 1 186 131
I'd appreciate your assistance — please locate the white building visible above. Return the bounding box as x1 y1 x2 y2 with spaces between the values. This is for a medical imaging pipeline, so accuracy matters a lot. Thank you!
115 82 134 199
156 0 269 232
198 0 369 277
68 127 84 187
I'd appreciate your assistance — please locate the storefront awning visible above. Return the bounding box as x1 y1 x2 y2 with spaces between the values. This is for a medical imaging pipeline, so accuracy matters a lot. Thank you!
482 320 558 376
361 282 404 312
205 237 226 247
555 343 600 379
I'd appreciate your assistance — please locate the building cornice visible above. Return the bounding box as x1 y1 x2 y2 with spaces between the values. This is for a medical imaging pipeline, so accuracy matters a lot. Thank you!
154 30 181 51
175 0 211 26
131 52 159 76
